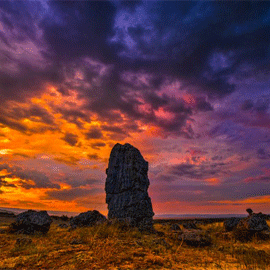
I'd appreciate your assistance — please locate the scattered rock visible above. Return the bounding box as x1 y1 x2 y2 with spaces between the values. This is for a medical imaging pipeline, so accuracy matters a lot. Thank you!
51 215 70 221
16 237 33 246
224 217 242 232
257 231 270 241
179 230 212 247
9 210 52 235
152 238 171 248
183 222 198 230
0 209 16 218
108 217 135 230
246 208 253 216
70 210 107 229
156 231 166 237
238 213 269 231
170 224 181 231
70 238 83 245
233 212 269 242
58 223 68 228
0 228 7 234
105 143 154 231
218 232 234 241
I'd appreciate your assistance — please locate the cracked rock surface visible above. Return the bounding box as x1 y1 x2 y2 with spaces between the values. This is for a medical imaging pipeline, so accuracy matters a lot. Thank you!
105 143 154 230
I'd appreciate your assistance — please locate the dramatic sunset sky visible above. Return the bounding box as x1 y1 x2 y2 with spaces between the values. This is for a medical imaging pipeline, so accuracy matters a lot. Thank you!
0 1 270 216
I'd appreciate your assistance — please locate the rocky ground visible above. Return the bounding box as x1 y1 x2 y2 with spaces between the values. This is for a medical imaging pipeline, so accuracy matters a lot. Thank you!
0 216 270 270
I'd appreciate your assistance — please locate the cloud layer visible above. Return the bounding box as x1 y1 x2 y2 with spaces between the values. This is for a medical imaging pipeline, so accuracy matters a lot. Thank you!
0 1 270 215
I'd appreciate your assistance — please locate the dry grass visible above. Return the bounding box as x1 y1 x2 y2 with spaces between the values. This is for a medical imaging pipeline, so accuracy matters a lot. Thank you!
0 218 269 269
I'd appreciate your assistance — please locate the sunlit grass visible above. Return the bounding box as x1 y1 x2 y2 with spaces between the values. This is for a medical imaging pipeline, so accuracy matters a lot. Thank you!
0 218 269 269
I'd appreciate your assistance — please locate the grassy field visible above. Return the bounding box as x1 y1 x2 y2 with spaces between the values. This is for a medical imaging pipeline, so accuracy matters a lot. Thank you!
0 217 270 269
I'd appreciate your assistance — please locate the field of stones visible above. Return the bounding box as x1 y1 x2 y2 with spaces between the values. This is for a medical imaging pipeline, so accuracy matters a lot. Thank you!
0 209 270 270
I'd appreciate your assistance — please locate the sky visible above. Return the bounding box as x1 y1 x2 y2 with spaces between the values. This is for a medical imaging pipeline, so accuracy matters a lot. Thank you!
0 1 270 216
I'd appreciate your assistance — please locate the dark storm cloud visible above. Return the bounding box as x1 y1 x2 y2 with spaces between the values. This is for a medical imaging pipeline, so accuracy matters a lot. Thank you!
87 154 99 160
154 161 228 183
0 163 60 189
0 60 62 102
169 162 227 179
0 178 16 188
54 156 80 166
255 98 270 113
52 106 89 128
119 0 142 12
62 132 78 146
46 187 103 201
62 177 100 188
152 178 270 204
257 148 270 160
0 1 270 138
244 175 270 183
91 142 106 150
112 1 270 95
0 0 44 42
241 100 254 111
85 128 103 139
0 114 28 133
241 98 269 113
195 97 214 112
0 0 63 104
0 103 57 134
40 0 117 63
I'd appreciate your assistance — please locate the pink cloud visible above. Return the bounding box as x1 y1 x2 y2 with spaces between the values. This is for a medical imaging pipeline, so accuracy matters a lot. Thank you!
244 175 270 183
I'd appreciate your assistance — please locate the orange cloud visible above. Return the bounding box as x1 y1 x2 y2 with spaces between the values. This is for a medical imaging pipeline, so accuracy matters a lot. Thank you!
205 178 220 186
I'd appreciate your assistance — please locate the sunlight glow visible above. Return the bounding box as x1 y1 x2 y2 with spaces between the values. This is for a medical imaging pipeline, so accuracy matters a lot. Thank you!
0 149 12 155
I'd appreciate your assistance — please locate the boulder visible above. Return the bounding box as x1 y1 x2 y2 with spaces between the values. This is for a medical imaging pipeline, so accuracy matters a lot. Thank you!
16 237 32 246
70 238 84 245
246 208 253 216
58 223 68 228
233 212 269 241
9 210 52 235
170 224 181 231
105 143 154 231
224 217 242 232
152 238 171 248
0 209 16 218
178 230 212 247
183 222 198 230
70 210 107 229
238 213 269 232
0 229 7 234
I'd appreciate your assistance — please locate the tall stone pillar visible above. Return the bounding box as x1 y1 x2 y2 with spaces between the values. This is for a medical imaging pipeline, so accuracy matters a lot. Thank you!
105 143 154 230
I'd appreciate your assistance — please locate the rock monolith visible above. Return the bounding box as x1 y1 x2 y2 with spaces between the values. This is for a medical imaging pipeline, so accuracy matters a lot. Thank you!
105 143 154 231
